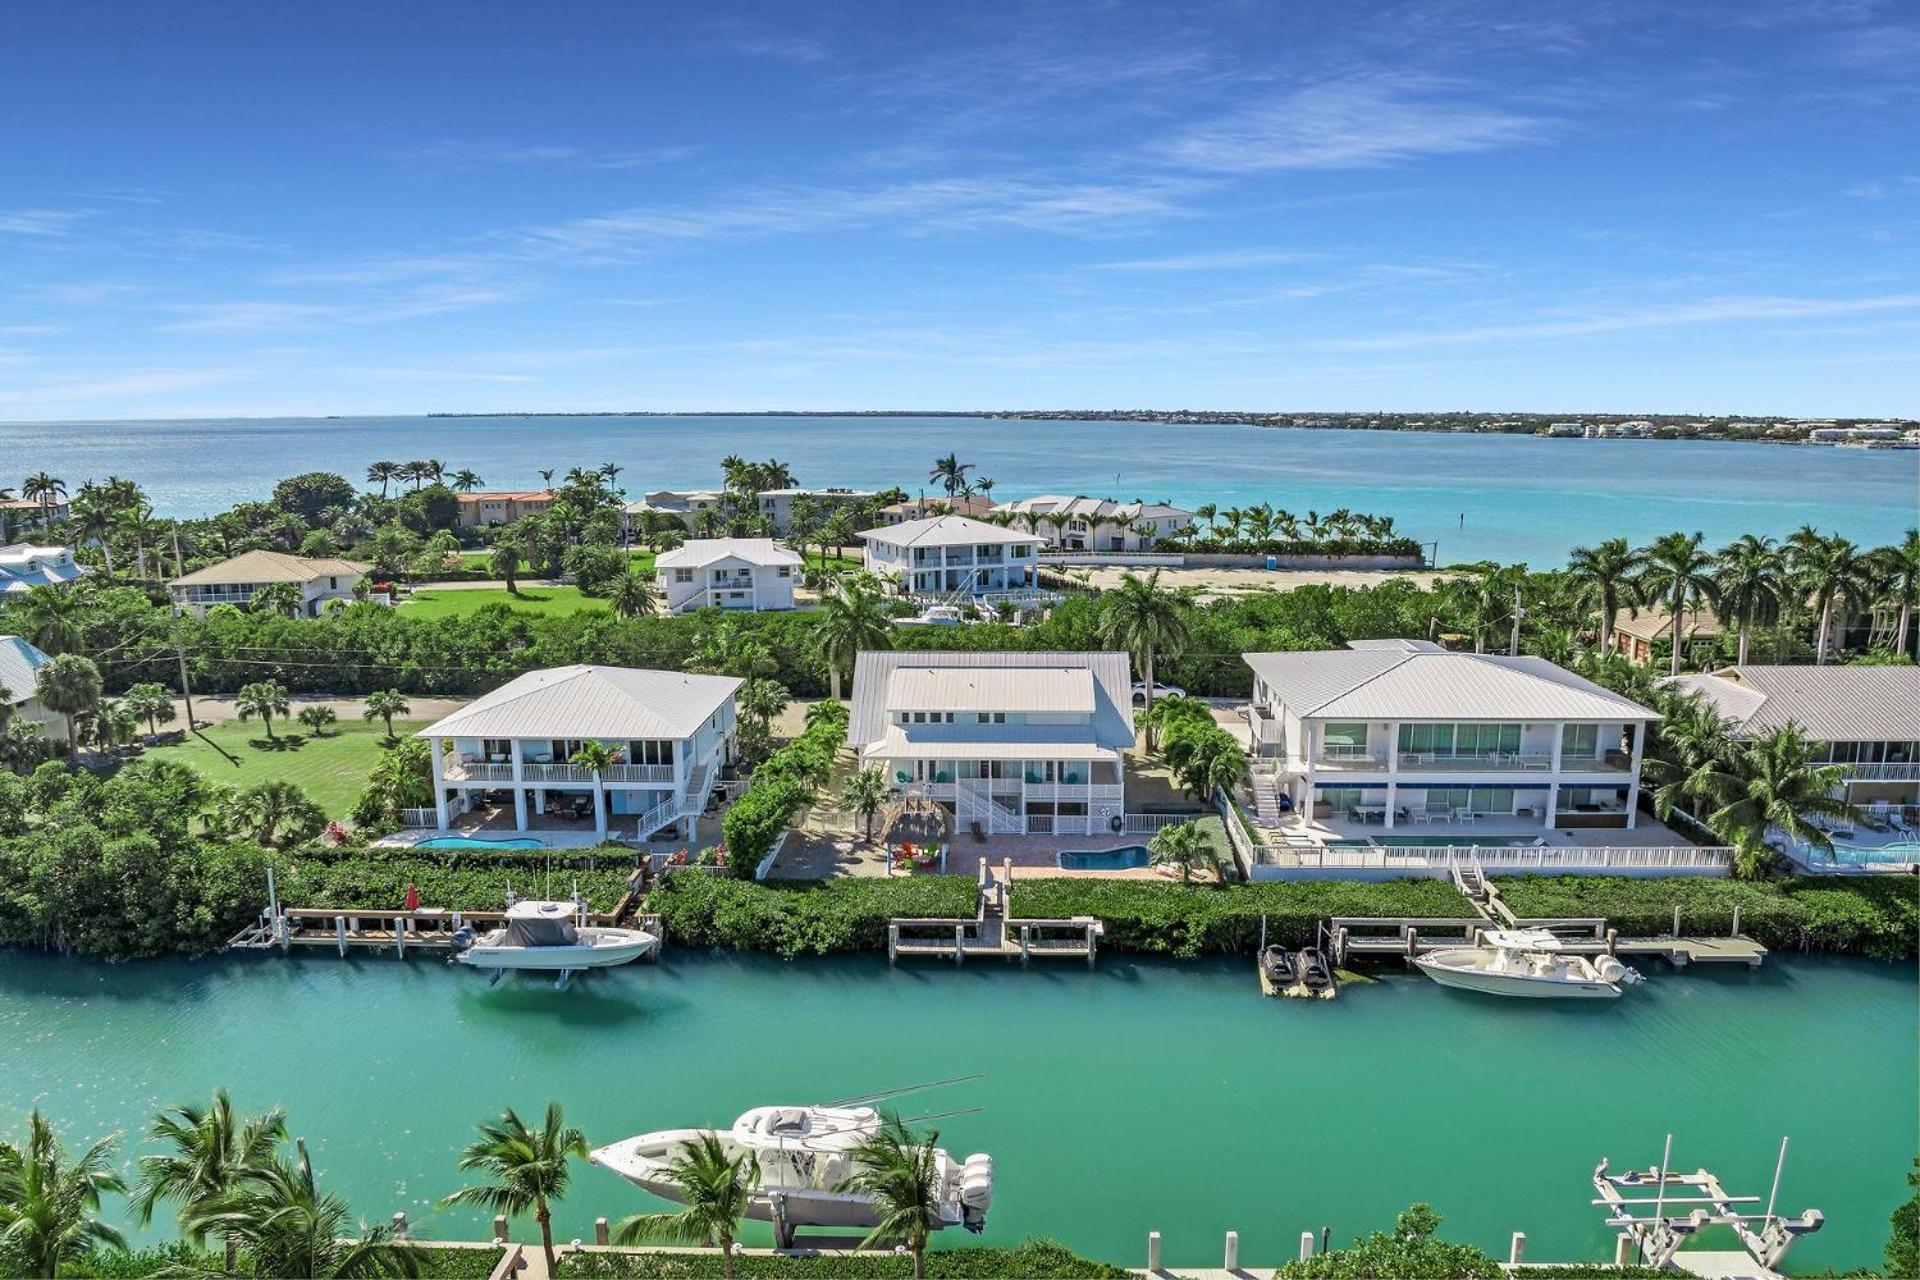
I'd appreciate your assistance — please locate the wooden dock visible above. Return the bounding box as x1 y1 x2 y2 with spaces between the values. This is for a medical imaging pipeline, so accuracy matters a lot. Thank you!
232 906 664 959
888 858 1103 966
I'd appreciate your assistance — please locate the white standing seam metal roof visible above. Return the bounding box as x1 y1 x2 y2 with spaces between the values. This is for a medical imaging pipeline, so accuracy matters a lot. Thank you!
1667 665 1920 741
1244 646 1660 721
861 725 1115 762
887 665 1094 714
169 550 370 587
0 635 52 705
856 514 1039 548
417 666 742 741
849 650 1134 749
654 538 804 569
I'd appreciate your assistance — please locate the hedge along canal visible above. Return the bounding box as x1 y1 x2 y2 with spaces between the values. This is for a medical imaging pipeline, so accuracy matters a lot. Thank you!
0 946 1911 1272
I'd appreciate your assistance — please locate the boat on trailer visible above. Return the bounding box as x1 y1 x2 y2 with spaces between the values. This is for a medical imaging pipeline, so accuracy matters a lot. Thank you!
592 1101 994 1239
450 899 657 981
1416 928 1639 999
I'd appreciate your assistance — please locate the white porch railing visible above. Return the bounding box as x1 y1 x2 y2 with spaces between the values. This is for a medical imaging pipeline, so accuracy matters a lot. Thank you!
399 807 438 828
1124 812 1193 834
1843 762 1920 781
447 761 677 785
1250 843 1732 874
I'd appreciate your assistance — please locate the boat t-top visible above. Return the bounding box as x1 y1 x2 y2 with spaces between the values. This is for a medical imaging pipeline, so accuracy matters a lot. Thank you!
592 1101 994 1241
450 898 657 983
1415 928 1640 999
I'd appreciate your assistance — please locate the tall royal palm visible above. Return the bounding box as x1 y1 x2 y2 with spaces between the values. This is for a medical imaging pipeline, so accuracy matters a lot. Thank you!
1634 531 1720 676
812 576 893 701
612 1134 759 1280
1714 534 1786 666
0 1110 127 1280
134 1090 287 1272
1097 570 1188 749
838 1113 942 1280
1708 727 1857 878
1797 534 1882 665
1874 528 1920 658
441 1102 586 1274
1565 537 1644 656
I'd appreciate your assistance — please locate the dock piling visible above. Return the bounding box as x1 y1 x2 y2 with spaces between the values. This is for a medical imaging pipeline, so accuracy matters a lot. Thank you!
1509 1231 1525 1264
1731 904 1741 937
594 1218 609 1247
1299 1231 1315 1261
392 1212 408 1241
953 924 965 965
1672 904 1682 937
394 916 406 959
1146 1231 1161 1272
335 916 347 957
1224 1229 1239 1271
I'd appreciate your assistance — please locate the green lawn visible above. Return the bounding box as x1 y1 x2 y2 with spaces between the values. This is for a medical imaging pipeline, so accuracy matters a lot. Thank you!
142 717 432 817
397 586 611 619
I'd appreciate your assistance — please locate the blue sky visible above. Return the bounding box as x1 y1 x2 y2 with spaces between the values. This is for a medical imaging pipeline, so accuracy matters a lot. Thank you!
2 0 1916 419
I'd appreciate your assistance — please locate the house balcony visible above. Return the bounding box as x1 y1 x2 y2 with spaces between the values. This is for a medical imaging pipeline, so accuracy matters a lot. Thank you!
443 760 678 785
1842 762 1920 781
1303 750 1633 775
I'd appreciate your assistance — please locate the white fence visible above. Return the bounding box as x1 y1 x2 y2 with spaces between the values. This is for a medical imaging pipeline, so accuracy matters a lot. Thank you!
399 807 438 828
1249 842 1732 878
1124 812 1197 834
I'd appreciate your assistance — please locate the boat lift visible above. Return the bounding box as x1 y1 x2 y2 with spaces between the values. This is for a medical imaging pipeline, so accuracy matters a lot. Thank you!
1592 1135 1822 1276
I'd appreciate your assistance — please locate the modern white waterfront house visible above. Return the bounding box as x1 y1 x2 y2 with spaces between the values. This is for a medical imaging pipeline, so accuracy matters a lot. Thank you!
167 551 369 616
1668 665 1920 814
625 489 728 532
849 650 1134 836
997 496 1194 552
1243 640 1658 833
0 635 66 739
417 665 741 840
0 544 87 597
655 538 802 613
857 515 1041 600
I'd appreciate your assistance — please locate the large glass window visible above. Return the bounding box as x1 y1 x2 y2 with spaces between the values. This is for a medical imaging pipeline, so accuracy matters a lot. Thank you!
1423 786 1515 814
1456 723 1522 754
1561 724 1600 758
1321 723 1370 755
1398 724 1454 754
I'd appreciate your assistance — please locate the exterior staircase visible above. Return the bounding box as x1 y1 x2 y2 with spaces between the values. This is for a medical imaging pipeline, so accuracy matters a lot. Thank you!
634 760 715 842
1250 773 1285 828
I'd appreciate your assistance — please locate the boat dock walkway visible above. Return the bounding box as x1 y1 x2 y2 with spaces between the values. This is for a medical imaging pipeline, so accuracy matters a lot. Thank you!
888 857 1103 965
232 906 666 958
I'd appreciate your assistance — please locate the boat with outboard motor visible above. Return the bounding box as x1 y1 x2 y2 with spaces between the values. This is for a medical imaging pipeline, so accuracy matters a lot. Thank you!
592 1099 994 1238
449 899 657 975
1259 945 1298 988
1416 928 1640 999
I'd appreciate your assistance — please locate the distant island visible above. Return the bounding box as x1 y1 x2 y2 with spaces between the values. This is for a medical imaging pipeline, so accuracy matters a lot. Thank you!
426 409 1920 446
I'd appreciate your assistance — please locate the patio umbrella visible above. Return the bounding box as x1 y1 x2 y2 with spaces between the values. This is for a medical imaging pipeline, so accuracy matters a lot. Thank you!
404 882 420 911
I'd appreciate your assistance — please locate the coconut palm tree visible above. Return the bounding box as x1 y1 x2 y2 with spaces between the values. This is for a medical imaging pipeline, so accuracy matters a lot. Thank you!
838 1112 942 1280
1708 727 1858 877
1877 528 1920 658
1796 534 1882 664
1643 694 1742 827
250 580 305 618
1714 534 1787 666
134 1090 287 1273
221 780 327 847
1147 820 1220 885
20 472 66 526
611 1133 758 1280
365 462 401 497
0 1110 126 1280
35 652 102 755
9 584 89 655
839 767 890 842
449 469 483 493
234 680 292 741
1565 538 1645 655
1634 531 1721 676
362 689 411 741
188 1138 416 1279
928 453 972 499
67 490 121 574
607 568 660 619
812 576 894 701
441 1103 586 1275
1098 570 1188 749
567 740 621 835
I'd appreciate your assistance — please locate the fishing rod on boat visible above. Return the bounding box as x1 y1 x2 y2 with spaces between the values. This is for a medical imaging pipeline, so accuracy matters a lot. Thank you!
825 1073 987 1108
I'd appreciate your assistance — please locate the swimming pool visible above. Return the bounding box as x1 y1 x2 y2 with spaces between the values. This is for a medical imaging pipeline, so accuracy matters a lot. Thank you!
411 836 546 850
1831 841 1920 864
1057 844 1152 871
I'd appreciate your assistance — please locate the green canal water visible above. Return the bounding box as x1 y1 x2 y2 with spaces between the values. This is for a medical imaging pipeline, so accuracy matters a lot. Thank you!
0 950 1912 1273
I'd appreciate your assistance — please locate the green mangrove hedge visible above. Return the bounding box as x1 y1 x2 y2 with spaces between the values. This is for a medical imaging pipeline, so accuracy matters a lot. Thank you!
557 1240 1128 1279
721 701 849 876
649 872 976 957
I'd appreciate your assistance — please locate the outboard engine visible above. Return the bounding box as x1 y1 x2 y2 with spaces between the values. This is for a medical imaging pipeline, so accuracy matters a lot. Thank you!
448 924 477 956
1594 955 1642 985
958 1153 994 1233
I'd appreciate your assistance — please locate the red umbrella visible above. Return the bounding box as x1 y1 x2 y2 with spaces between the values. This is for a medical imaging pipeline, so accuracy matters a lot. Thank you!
404 883 420 912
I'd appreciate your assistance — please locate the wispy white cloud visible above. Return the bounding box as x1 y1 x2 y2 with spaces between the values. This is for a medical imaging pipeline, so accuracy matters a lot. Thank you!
1088 249 1321 273
158 283 523 333
1146 74 1550 173
0 208 97 237
398 140 697 169
0 369 246 408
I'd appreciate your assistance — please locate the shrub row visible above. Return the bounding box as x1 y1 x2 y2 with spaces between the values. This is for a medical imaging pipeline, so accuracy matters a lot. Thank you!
557 1241 1128 1279
276 844 641 915
648 873 977 957
721 703 849 875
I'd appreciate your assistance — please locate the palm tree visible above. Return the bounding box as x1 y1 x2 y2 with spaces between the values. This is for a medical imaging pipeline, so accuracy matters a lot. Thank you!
1565 538 1645 655
1797 534 1882 664
120 681 177 737
837 1112 942 1280
449 469 483 493
611 1134 758 1280
0 1110 126 1280
362 689 411 741
234 679 292 741
68 491 121 574
10 584 89 654
839 767 890 842
35 652 102 755
134 1090 287 1272
1708 727 1858 877
366 462 400 497
1714 534 1787 666
812 576 893 701
441 1103 586 1275
928 453 972 499
1098 570 1188 749
250 580 305 618
221 780 327 847
1634 532 1721 676
568 740 621 835
489 533 524 594
1147 820 1220 885
188 1138 416 1279
608 568 660 619
20 471 66 525
1878 529 1920 658
298 705 339 737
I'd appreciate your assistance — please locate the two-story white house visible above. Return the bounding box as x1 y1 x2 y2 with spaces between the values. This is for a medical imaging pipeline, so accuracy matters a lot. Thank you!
1668 665 1920 812
0 544 87 597
755 487 877 534
167 551 369 616
848 650 1134 836
625 490 729 533
655 538 802 613
418 665 741 840
997 495 1194 552
1243 640 1659 832
857 515 1040 599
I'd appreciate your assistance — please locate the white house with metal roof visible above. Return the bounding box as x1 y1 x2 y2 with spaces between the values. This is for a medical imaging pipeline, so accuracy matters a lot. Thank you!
857 515 1041 600
0 544 87 596
417 665 741 840
655 538 802 614
167 550 369 616
848 650 1134 836
1243 640 1659 831
0 635 66 739
1668 665 1920 810
996 495 1194 552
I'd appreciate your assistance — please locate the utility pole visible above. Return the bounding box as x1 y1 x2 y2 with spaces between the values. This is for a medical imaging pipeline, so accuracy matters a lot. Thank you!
1510 583 1525 656
173 622 197 733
